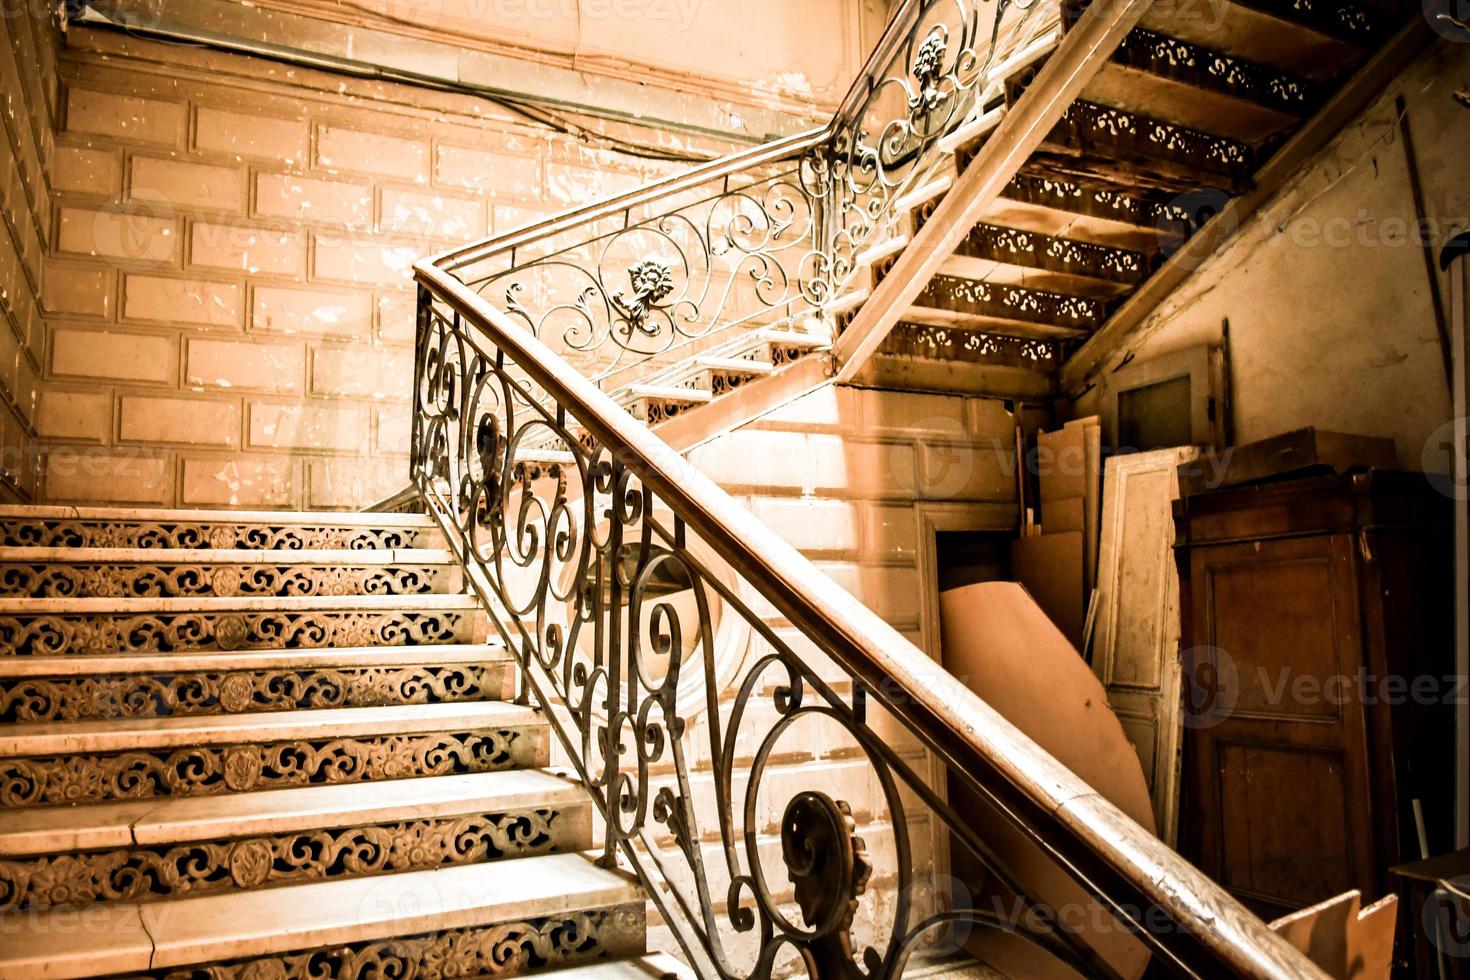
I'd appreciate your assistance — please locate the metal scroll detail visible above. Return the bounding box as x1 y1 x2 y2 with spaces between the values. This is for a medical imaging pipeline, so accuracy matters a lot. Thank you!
444 0 1044 392
470 169 824 382
411 302 1099 979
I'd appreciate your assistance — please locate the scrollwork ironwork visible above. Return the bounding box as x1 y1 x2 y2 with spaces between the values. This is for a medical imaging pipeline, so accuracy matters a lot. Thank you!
411 300 1103 978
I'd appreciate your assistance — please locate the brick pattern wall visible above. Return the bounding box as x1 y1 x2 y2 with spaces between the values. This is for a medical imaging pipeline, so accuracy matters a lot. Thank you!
37 30 730 510
0 2 59 502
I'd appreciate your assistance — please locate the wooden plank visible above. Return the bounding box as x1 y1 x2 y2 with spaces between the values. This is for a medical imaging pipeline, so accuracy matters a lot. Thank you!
1010 531 1085 647
1177 427 1397 498
1092 446 1199 847
1269 891 1398 979
939 581 1155 979
830 0 1155 383
1059 17 1435 395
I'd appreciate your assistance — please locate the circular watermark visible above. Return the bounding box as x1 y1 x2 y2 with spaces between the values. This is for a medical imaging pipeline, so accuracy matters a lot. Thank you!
1424 876 1470 959
1157 188 1236 268
1422 417 1469 501
1424 0 1470 41
1180 645 1238 730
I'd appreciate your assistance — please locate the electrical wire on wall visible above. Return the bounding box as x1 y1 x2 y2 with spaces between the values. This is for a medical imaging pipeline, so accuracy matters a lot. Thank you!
66 0 735 166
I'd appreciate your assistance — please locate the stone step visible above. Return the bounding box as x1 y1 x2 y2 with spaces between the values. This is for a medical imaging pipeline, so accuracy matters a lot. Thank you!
0 642 509 676
0 506 441 551
541 953 694 979
0 647 515 722
0 851 645 979
0 548 460 599
0 702 547 807
0 594 488 655
0 770 592 910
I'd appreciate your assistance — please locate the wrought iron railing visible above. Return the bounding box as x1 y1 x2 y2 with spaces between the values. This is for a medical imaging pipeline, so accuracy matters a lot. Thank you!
411 265 1323 978
410 1 1326 976
431 0 1062 398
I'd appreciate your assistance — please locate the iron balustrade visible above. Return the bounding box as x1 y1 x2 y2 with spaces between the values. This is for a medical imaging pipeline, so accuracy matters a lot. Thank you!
409 0 1329 975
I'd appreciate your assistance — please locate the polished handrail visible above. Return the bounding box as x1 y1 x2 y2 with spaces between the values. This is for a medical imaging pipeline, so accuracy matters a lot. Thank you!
416 259 1324 980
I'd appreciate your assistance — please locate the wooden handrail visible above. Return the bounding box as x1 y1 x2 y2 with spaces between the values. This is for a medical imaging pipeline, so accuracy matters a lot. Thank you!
430 126 826 273
831 0 1151 381
416 259 1326 980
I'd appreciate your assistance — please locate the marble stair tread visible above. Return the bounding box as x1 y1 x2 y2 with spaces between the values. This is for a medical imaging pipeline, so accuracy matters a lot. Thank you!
692 356 775 375
0 642 510 677
0 506 436 527
0 701 542 756
626 384 713 404
0 769 588 857
0 852 643 978
0 902 154 979
0 547 456 564
755 328 830 347
540 953 695 979
0 593 482 615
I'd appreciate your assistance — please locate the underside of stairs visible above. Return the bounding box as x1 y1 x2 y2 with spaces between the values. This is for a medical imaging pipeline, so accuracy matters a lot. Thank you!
831 0 1421 398
0 506 688 980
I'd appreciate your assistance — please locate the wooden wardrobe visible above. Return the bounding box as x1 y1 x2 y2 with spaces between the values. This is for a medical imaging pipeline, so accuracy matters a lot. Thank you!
1173 470 1454 919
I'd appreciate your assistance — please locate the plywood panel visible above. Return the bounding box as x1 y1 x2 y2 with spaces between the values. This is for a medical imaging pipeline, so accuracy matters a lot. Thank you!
940 582 1153 980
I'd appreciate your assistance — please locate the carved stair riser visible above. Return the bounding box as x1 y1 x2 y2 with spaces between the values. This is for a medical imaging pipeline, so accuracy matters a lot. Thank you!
145 905 646 980
0 609 485 656
0 664 512 723
0 521 441 551
0 728 547 807
0 564 457 599
0 805 589 911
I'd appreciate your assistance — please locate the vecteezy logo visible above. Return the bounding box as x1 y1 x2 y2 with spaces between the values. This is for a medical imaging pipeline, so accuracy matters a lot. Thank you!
1425 876 1470 958
1424 0 1470 40
1156 188 1235 267
1180 645 1238 730
1423 418 1470 501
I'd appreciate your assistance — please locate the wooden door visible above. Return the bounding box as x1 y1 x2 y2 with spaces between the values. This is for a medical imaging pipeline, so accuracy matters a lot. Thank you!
1092 446 1199 847
1182 533 1376 918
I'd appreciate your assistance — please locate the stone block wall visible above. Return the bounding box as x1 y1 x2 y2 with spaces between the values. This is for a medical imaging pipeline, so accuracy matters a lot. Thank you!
0 1 59 502
35 28 732 509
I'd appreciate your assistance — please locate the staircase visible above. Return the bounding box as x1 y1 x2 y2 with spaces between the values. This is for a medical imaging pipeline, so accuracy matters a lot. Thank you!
833 0 1417 394
0 505 686 980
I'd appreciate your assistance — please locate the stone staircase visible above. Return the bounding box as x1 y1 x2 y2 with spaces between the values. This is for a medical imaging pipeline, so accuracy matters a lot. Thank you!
0 505 687 980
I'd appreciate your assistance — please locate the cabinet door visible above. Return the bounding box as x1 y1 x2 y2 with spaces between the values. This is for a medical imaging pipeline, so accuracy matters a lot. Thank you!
1183 533 1375 918
1092 446 1199 847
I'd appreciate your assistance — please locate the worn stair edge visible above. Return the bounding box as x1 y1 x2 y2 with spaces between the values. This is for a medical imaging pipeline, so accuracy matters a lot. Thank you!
0 547 457 565
0 642 510 677
691 356 775 375
0 594 482 615
539 953 695 979
626 384 713 404
0 701 542 757
0 852 643 978
0 770 588 857
0 506 436 526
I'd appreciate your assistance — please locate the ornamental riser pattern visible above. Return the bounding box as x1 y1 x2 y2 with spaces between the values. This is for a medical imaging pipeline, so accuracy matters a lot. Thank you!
911 273 1105 330
0 665 509 723
0 729 544 806
0 610 480 656
147 906 646 980
0 564 454 599
0 522 436 551
0 807 585 911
